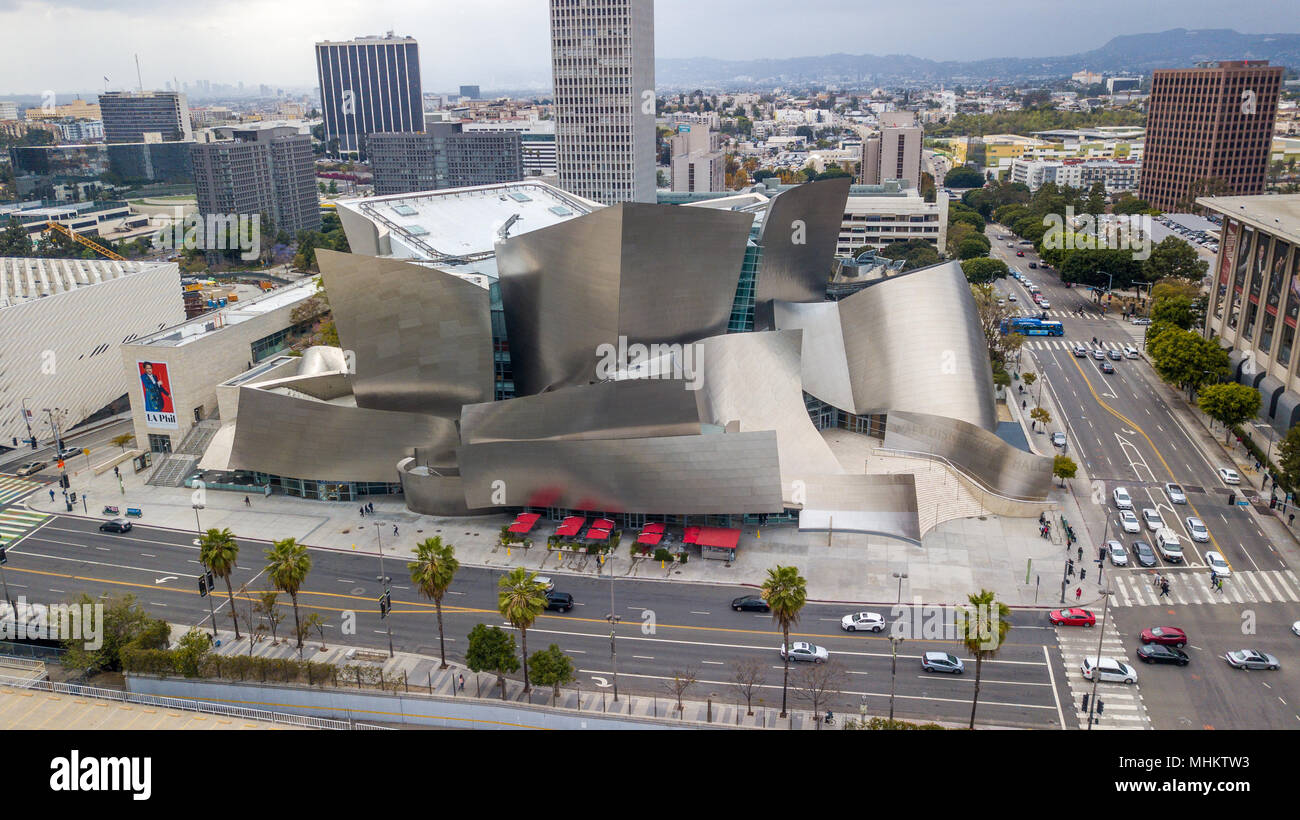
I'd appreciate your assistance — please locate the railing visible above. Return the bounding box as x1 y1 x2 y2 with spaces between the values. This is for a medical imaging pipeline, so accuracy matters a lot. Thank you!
0 674 393 731
0 655 47 671
872 446 1051 505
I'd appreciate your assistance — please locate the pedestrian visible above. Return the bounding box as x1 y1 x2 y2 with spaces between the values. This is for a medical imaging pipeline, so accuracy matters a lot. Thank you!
49 489 55 502
1160 581 1170 599
1075 587 1082 601
1022 400 1026 409
1210 569 1217 586
360 506 365 517
244 495 251 507
367 502 374 514
393 524 399 536
1077 546 1082 562
1291 513 1296 527
458 673 465 691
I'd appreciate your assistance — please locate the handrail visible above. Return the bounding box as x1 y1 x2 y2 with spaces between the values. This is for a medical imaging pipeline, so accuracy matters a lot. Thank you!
872 446 1051 505
0 674 393 730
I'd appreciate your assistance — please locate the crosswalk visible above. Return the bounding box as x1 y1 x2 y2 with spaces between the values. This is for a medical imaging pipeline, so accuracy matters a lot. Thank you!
1107 568 1300 607
1056 620 1151 730
0 507 50 545
0 476 42 506
1021 338 1135 352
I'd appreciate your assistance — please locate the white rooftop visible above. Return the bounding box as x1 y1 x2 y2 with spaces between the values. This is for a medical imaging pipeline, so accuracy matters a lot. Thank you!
135 277 319 348
337 180 602 263
0 257 171 310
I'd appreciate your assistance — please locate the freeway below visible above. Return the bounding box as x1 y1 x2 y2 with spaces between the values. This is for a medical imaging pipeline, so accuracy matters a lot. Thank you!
0 511 1074 729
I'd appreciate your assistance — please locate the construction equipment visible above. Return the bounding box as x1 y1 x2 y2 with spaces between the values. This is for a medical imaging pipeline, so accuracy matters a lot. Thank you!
43 221 125 261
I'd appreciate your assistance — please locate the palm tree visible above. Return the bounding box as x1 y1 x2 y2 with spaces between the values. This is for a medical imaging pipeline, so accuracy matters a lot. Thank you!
762 565 808 718
264 538 312 654
497 567 547 694
408 537 460 669
198 527 241 640
956 588 1012 729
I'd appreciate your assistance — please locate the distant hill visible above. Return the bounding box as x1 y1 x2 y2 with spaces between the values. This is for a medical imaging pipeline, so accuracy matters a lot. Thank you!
655 29 1300 87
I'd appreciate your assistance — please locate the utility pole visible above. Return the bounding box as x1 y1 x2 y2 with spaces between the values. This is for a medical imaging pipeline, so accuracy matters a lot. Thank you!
599 554 620 703
374 522 394 658
1085 585 1114 729
888 635 903 721
194 504 217 640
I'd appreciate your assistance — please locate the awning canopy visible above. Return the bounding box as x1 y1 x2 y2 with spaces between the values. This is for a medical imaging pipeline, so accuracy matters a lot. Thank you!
636 532 663 545
593 518 616 530
682 526 741 550
586 527 611 541
641 522 666 534
507 512 542 533
554 516 585 537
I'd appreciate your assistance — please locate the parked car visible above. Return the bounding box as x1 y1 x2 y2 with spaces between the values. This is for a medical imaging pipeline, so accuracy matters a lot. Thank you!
1140 626 1187 647
1112 487 1133 510
1107 540 1128 566
921 651 964 674
1049 608 1096 627
1133 541 1158 568
1119 509 1141 533
731 595 770 612
1165 483 1187 505
1051 432 1067 448
1081 656 1138 684
545 591 574 612
780 642 828 663
1100 361 1115 374
15 461 46 477
99 519 133 533
1205 551 1231 578
840 611 885 632
1137 644 1190 666
1223 649 1280 670
1141 508 1164 532
1185 517 1209 543
1218 467 1241 485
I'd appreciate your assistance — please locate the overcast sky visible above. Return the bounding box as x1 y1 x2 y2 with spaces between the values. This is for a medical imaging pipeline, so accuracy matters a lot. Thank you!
0 0 1295 95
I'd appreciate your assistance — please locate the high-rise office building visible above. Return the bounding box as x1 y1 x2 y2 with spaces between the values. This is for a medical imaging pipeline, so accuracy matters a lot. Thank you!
98 91 193 144
315 33 423 157
462 120 557 176
1138 60 1283 212
459 85 481 100
860 111 922 189
550 0 655 204
669 126 724 193
191 127 319 235
368 124 523 196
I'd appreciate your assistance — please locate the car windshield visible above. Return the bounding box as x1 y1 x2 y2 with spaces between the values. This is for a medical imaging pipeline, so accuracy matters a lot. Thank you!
1169 485 1182 492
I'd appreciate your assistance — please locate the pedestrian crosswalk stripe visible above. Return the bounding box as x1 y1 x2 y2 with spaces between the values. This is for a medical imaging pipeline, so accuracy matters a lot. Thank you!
0 475 43 505
1107 569 1300 606
0 508 50 544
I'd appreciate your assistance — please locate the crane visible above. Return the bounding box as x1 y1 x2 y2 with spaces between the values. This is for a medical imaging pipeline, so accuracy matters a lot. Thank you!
43 221 125 261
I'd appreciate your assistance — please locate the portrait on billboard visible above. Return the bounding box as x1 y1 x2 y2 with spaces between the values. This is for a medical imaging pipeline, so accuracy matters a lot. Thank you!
138 361 177 429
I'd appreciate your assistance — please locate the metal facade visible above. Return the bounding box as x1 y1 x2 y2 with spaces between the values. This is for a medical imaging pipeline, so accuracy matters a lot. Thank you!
753 177 850 327
883 410 1052 501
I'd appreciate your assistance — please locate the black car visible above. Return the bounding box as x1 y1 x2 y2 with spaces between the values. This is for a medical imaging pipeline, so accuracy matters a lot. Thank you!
1133 541 1157 568
544 591 574 612
99 519 133 533
732 595 770 612
1137 644 1190 666
1028 262 1038 269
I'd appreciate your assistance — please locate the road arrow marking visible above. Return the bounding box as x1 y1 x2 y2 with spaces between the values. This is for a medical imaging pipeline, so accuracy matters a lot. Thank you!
591 676 610 687
154 575 178 584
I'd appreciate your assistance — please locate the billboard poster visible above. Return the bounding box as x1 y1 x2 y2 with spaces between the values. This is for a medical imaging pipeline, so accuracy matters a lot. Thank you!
1218 219 1239 287
138 360 177 429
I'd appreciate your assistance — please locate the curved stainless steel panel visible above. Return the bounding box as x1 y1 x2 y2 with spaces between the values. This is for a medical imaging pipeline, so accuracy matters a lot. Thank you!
457 431 785 514
227 380 457 483
494 202 753 395
754 177 851 325
317 249 493 416
695 330 842 501
796 473 922 543
775 261 997 431
883 410 1052 501
397 457 492 516
461 378 702 444
298 345 349 375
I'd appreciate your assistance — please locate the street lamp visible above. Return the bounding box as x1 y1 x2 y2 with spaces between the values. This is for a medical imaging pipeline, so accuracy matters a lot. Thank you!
1085 585 1115 730
888 635 903 721
374 522 394 658
892 571 908 604
598 554 620 703
193 503 217 640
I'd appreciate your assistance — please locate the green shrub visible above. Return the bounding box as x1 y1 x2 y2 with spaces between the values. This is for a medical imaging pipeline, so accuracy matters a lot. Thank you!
653 548 672 562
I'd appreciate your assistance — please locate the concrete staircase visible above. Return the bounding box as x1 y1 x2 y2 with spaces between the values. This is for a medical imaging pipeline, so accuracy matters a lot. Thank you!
175 419 221 456
146 454 198 487
870 453 986 536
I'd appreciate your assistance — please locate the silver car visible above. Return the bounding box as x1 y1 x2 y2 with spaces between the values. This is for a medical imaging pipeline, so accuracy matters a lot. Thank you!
1119 509 1141 534
781 642 828 663
1223 649 1279 670
1107 540 1128 566
1141 508 1164 532
921 651 964 674
1165 483 1187 505
1185 517 1209 543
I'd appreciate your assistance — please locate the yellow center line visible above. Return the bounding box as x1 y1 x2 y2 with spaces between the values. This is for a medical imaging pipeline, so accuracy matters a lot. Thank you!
1065 354 1226 563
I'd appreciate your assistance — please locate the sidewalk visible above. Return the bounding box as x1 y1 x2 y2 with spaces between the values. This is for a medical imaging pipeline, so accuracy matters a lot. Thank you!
26 447 1063 608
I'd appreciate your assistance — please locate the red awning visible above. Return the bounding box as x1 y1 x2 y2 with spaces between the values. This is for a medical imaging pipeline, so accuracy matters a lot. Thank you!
554 516 585 537
506 522 532 533
586 528 611 541
507 512 541 533
593 518 616 530
685 526 740 550
641 522 665 534
636 532 663 545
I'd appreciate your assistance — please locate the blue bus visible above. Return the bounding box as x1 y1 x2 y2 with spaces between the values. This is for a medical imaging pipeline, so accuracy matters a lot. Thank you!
1000 317 1064 336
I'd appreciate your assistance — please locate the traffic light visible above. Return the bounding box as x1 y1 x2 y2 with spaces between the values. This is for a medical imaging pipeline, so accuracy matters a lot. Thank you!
198 576 209 597
1080 568 1087 581
1096 699 1105 715
1081 693 1089 712
379 590 391 618
59 474 70 489
1227 492 1236 506
204 570 215 591
0 546 7 565
1066 559 1074 577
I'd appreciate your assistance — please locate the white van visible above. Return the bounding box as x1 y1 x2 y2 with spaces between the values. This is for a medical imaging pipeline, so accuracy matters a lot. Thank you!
1155 527 1183 563
1081 656 1138 684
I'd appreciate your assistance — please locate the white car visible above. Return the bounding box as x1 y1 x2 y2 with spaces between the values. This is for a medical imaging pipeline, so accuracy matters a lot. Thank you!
1112 487 1133 510
1123 345 1139 359
1081 656 1138 684
1038 300 1051 309
1007 294 1017 302
1205 551 1231 577
1141 508 1164 532
1131 317 1152 326
533 576 556 592
1119 509 1141 533
1291 621 1300 637
1218 467 1241 485
780 642 829 663
840 611 885 632
1185 516 1209 542
1165 483 1187 505
1107 540 1128 566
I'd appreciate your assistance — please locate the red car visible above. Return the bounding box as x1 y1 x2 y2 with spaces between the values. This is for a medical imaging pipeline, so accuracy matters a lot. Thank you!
1140 626 1187 647
1049 608 1096 627
1016 251 1025 257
